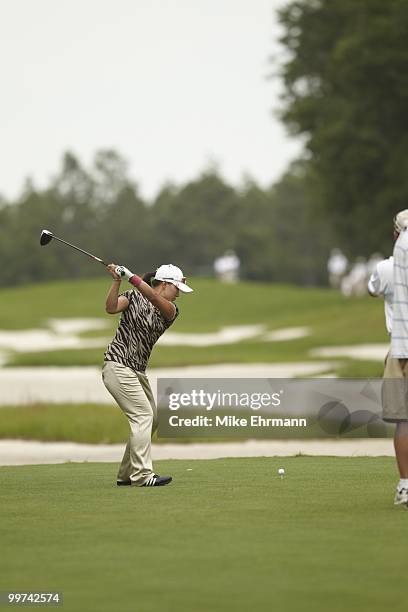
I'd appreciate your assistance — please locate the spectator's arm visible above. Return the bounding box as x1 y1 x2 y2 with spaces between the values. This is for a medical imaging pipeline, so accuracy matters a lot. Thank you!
367 269 381 297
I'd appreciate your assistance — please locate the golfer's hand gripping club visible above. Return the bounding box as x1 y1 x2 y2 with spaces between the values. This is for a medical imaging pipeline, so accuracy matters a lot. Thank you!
115 266 134 280
114 266 142 287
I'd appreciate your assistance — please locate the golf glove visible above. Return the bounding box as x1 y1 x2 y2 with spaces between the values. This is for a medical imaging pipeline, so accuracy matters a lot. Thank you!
115 266 134 280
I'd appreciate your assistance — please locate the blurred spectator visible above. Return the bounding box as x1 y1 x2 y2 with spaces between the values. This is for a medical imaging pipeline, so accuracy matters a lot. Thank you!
367 255 393 333
367 252 384 276
327 248 348 289
341 257 368 297
214 250 240 283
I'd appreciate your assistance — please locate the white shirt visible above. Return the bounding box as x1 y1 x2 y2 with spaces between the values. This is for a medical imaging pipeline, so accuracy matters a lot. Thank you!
391 230 408 357
367 256 393 334
214 254 240 274
327 252 347 275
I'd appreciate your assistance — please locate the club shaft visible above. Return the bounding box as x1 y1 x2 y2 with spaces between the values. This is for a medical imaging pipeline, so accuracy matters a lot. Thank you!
52 235 107 266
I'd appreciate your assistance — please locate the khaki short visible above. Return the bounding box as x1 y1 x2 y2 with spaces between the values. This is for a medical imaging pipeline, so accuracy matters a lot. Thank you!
382 352 408 422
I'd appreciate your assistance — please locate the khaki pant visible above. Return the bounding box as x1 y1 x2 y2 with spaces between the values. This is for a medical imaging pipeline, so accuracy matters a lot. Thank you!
382 352 408 422
102 361 157 486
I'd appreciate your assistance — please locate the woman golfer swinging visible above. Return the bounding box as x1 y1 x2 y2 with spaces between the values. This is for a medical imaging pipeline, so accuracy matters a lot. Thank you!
102 263 193 487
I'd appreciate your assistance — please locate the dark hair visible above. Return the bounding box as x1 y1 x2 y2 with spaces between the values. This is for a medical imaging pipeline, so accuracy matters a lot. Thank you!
142 271 161 288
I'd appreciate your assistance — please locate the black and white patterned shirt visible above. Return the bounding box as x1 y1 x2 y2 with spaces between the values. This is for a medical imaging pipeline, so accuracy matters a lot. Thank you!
104 289 179 373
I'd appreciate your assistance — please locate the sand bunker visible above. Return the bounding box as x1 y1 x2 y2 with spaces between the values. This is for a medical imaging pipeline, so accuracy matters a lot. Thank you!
157 325 265 346
0 319 312 354
0 438 394 466
0 362 337 405
158 325 311 346
0 329 109 352
311 344 389 361
262 327 310 341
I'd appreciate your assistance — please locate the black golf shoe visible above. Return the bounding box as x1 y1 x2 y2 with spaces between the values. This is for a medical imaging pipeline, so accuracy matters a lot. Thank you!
142 474 172 487
116 479 131 486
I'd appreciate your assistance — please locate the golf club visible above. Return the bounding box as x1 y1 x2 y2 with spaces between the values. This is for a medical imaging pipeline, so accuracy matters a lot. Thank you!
40 229 108 266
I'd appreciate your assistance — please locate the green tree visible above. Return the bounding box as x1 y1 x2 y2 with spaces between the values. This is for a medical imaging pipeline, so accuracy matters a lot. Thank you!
237 165 332 285
92 149 131 207
47 152 100 279
97 184 152 274
151 171 240 275
88 149 150 273
278 0 408 254
0 187 65 286
0 150 332 288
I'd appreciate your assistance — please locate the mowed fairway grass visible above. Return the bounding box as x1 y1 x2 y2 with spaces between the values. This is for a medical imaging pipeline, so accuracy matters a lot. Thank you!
0 457 406 612
1 276 388 376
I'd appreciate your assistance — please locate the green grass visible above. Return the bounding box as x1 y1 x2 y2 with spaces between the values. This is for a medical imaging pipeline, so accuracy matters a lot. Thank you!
0 278 112 330
335 360 384 378
0 276 389 374
0 276 387 336
6 350 109 368
0 404 128 444
0 403 393 443
0 458 405 612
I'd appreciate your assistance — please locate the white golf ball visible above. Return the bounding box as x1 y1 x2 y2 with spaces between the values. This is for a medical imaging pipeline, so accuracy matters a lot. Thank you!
278 468 285 476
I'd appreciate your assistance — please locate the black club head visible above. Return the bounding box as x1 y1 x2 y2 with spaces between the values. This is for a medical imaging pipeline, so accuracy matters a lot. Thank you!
40 229 53 246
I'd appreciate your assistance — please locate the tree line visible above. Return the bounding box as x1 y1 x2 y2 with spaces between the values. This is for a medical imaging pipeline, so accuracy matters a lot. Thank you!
0 151 332 287
277 0 408 254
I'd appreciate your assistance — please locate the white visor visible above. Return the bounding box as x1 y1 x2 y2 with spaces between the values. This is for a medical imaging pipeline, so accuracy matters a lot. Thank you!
154 264 193 293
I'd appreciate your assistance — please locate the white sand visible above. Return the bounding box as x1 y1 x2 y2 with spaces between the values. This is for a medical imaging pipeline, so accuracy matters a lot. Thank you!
311 344 388 361
0 318 111 352
0 439 394 466
0 329 110 352
0 320 312 353
158 325 311 346
262 327 310 341
47 318 109 334
0 362 337 405
157 324 266 346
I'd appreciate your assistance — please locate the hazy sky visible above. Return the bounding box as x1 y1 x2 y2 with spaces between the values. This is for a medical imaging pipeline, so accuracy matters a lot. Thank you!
0 0 302 201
